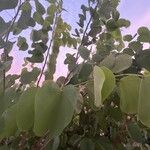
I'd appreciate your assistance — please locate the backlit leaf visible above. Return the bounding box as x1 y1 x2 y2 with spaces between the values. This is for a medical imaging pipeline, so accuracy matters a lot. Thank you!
101 66 116 101
17 87 37 130
0 104 17 138
34 81 77 137
119 75 141 114
138 76 150 127
93 66 105 107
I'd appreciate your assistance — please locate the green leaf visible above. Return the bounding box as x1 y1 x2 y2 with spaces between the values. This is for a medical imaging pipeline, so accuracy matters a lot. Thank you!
112 54 132 73
0 87 20 114
128 41 143 52
16 87 37 130
17 2 32 30
80 138 95 150
0 60 12 72
137 27 150 43
138 76 150 127
101 66 116 101
78 45 90 60
119 75 141 114
47 4 56 15
93 66 105 107
17 36 28 51
30 30 41 42
106 19 118 31
4 41 14 53
33 12 44 25
100 53 116 69
20 67 40 84
127 122 144 143
34 81 60 136
35 0 45 15
112 10 120 21
123 48 134 56
0 0 18 12
26 52 44 63
100 53 132 73
117 18 130 28
78 63 93 82
34 81 77 137
136 49 150 70
0 17 11 36
123 34 132 42
0 104 17 138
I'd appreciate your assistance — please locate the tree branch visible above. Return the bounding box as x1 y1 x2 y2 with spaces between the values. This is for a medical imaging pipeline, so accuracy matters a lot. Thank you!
64 3 99 85
37 7 59 87
2 0 22 94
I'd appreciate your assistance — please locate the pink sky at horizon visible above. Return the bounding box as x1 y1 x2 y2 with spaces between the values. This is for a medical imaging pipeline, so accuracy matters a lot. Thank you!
7 0 150 79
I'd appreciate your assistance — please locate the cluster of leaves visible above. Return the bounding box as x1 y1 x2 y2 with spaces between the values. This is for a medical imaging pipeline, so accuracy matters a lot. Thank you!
0 0 150 149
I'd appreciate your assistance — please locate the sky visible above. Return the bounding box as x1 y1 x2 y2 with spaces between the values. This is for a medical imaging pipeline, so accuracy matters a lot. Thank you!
2 0 150 79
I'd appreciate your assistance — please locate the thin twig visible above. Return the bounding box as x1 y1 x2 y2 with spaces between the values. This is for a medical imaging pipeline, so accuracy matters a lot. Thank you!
2 0 22 41
64 3 99 85
115 73 143 78
2 0 22 94
37 7 59 87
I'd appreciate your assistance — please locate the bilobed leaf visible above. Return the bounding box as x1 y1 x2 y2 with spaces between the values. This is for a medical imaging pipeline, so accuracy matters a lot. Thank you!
100 53 116 69
112 10 120 21
33 12 44 25
17 36 28 51
101 66 116 102
47 4 56 15
117 18 130 28
93 66 105 107
106 19 118 31
35 0 45 15
34 81 61 136
78 45 90 60
34 81 77 137
128 41 143 52
123 34 132 42
138 76 150 127
137 27 150 43
0 17 11 36
100 53 132 73
17 2 32 30
17 87 37 130
0 104 17 138
20 67 40 84
0 0 18 12
30 30 41 42
78 63 93 82
119 75 141 114
136 49 150 70
111 29 122 41
112 54 132 73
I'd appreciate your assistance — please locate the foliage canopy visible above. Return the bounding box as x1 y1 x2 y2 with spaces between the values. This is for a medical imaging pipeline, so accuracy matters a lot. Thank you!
0 0 150 149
